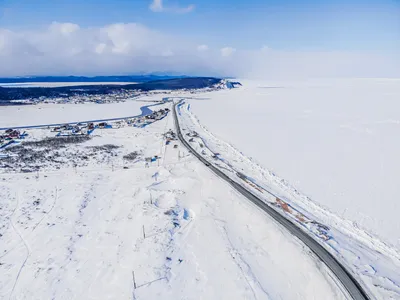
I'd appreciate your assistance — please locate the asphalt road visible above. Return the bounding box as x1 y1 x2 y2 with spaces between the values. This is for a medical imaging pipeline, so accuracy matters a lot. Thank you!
173 101 370 300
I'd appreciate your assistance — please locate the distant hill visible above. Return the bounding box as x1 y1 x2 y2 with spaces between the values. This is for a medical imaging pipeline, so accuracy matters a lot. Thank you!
125 77 221 90
0 77 222 103
0 75 188 84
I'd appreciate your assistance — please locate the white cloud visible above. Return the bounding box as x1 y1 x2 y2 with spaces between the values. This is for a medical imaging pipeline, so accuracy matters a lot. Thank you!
220 47 236 57
95 43 107 54
237 49 400 79
0 22 221 76
261 45 270 51
149 0 195 13
161 49 174 57
175 4 195 13
0 22 398 79
0 29 9 52
197 44 209 52
49 22 80 35
149 0 163 12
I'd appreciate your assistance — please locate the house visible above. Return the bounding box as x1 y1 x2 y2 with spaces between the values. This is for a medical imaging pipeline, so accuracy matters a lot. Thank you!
72 126 81 134
97 122 112 129
61 124 73 130
6 130 21 139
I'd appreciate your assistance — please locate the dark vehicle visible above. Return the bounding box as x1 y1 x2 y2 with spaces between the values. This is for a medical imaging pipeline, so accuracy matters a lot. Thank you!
236 172 247 180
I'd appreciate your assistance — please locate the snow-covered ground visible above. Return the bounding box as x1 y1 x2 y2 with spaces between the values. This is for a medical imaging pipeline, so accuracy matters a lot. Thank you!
190 78 400 248
0 98 346 299
0 100 147 128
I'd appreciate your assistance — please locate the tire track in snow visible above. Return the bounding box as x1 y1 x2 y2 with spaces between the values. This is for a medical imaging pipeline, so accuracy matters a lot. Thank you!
215 219 271 300
0 186 58 261
8 191 31 300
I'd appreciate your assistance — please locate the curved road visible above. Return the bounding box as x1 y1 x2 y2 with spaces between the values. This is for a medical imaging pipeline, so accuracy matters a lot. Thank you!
172 101 370 300
0 101 166 131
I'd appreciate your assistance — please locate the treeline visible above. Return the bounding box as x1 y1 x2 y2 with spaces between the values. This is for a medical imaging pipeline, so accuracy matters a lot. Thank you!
0 77 221 101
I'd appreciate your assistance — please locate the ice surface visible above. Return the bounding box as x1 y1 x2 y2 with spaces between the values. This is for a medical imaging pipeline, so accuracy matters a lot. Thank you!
190 78 400 247
173 80 400 299
0 101 145 128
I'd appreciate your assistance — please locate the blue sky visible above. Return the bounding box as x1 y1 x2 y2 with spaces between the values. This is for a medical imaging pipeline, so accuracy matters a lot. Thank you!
0 0 399 77
1 0 399 51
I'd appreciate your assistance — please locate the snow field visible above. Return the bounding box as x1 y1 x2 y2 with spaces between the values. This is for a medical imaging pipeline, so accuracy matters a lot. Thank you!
0 102 345 299
0 97 159 128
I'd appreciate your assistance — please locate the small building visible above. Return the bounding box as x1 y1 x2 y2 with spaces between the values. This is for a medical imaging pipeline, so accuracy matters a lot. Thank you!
97 122 112 129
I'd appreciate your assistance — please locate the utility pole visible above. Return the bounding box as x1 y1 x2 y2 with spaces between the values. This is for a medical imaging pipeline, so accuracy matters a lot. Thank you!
132 271 137 289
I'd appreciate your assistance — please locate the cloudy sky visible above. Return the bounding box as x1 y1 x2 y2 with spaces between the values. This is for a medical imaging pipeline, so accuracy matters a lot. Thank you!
0 0 399 78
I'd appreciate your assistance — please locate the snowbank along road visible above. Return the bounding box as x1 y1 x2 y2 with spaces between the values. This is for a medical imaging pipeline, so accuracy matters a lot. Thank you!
177 91 400 299
173 100 369 300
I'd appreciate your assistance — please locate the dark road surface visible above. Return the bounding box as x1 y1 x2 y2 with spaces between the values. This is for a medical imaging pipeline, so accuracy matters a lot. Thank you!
173 100 370 300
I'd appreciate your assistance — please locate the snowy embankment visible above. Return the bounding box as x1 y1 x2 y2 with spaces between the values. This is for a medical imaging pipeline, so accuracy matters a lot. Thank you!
0 97 344 299
175 79 400 299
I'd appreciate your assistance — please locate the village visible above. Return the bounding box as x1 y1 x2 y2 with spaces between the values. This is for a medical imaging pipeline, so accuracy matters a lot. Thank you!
0 107 170 146
0 128 28 151
10 89 192 105
7 80 236 105
10 89 139 105
43 89 138 104
0 106 180 173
